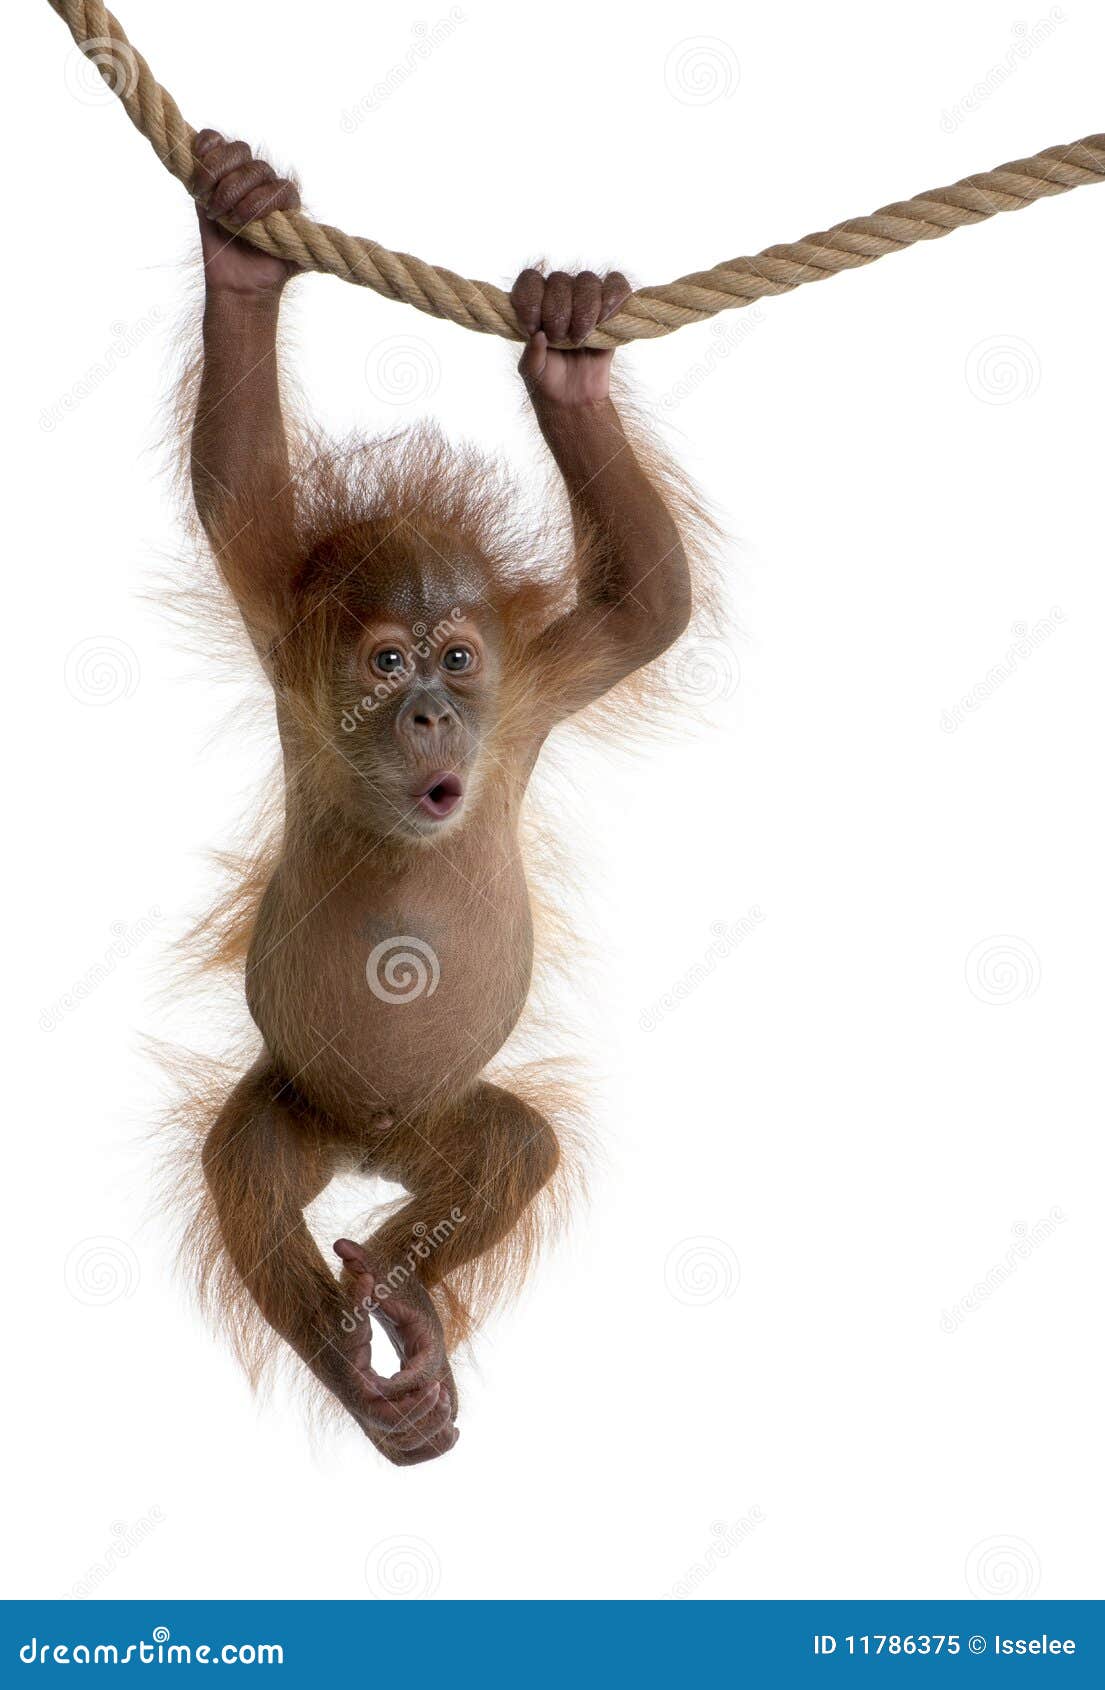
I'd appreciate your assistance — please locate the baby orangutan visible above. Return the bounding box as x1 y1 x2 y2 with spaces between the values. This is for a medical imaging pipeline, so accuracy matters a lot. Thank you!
186 132 705 1464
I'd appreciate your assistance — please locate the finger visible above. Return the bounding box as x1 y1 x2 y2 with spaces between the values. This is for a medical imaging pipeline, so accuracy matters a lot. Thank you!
345 1293 440 1380
517 329 548 382
335 1240 390 1341
371 1287 442 1367
354 1356 439 1409
332 1250 381 1311
355 1348 441 1400
386 1415 455 1455
385 1414 460 1461
569 271 603 345
386 1379 456 1446
334 1240 447 1371
510 268 545 336
192 143 221 200
333 1237 371 1274
360 1380 443 1430
347 1306 444 1410
344 1311 373 1374
193 129 223 160
374 1318 440 1379
209 160 275 218
372 1385 444 1433
381 1424 459 1466
419 1422 460 1458
228 177 301 226
599 271 631 325
542 272 573 343
195 140 254 202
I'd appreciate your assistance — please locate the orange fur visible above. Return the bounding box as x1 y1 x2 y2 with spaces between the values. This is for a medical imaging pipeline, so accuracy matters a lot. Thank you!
157 317 724 1433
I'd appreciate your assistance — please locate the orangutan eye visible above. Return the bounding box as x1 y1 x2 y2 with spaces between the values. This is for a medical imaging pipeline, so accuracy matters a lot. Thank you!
373 647 406 675
441 645 474 673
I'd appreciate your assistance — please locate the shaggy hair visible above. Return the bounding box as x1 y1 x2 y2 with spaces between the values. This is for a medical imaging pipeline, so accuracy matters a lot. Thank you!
157 338 724 1410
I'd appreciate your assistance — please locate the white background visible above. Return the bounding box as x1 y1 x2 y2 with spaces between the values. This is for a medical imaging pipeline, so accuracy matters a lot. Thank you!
6 0 1102 1601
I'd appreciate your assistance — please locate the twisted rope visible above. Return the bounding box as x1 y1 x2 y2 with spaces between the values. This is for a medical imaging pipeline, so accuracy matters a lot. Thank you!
47 0 1104 349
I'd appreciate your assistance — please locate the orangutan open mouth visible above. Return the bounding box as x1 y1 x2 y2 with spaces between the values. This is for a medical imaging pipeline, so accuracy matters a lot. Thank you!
416 771 464 819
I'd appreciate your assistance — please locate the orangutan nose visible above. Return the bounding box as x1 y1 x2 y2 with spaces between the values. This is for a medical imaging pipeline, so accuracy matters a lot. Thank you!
412 703 454 730
397 688 457 741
